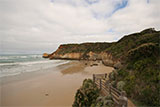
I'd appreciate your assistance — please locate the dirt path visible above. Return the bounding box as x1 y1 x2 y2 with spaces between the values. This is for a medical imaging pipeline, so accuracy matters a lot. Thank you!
128 99 136 107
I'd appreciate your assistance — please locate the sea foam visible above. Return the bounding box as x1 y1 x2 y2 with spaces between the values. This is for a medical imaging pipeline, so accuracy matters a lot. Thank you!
0 54 69 78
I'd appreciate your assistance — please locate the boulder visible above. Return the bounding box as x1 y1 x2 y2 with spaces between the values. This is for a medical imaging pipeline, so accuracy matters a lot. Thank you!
42 53 50 58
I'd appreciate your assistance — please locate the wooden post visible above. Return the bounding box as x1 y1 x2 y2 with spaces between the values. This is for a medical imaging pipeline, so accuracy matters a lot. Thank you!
105 73 107 79
109 84 111 94
119 91 128 107
118 96 128 107
93 74 95 83
105 79 108 86
99 79 102 90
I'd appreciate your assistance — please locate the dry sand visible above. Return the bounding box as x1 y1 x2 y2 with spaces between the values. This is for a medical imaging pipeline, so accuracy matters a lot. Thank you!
0 60 113 106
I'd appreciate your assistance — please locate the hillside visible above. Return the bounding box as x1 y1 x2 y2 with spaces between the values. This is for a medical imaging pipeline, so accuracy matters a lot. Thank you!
114 42 160 106
54 42 113 54
46 42 114 60
44 28 160 106
106 28 159 59
103 28 160 106
44 28 159 61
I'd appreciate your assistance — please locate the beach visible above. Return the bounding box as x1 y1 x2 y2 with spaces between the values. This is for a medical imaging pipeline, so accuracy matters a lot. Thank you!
0 60 113 106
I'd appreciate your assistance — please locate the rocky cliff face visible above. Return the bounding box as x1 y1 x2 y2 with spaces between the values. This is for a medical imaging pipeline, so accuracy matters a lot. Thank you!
44 28 159 67
47 47 120 67
49 52 83 60
43 28 160 106
48 46 106 60
101 52 121 68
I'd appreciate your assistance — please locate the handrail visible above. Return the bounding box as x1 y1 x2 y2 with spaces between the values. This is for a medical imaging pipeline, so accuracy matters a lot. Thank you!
93 73 128 107
110 86 121 95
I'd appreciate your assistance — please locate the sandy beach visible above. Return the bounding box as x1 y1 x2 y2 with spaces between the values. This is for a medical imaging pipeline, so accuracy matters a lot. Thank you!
0 60 113 106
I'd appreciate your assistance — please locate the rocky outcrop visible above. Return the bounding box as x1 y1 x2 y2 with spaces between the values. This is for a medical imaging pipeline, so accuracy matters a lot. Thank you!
43 28 158 65
48 50 108 60
49 51 101 60
49 52 83 60
43 43 121 67
48 49 120 67
42 53 50 58
101 52 121 67
43 41 122 67
46 42 113 60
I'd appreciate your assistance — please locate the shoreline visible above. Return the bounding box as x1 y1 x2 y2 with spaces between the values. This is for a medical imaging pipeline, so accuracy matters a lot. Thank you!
0 60 114 106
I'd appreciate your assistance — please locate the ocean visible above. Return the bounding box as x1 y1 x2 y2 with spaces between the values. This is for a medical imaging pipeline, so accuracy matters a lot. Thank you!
0 54 69 78
0 54 114 106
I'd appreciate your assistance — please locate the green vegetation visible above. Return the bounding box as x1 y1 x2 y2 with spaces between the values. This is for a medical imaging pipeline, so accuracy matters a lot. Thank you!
93 95 114 107
124 43 160 106
73 79 115 107
105 28 159 59
53 28 159 60
55 42 113 55
63 28 160 106
117 81 125 91
110 42 160 106
73 79 100 107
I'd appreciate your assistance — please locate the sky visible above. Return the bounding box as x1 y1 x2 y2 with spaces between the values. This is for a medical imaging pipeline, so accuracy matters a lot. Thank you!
0 0 160 54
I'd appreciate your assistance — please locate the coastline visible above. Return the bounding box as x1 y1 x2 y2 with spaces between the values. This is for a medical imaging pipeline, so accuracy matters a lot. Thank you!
0 60 113 106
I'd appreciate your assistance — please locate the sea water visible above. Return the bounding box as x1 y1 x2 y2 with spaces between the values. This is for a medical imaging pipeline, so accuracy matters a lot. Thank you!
0 54 69 78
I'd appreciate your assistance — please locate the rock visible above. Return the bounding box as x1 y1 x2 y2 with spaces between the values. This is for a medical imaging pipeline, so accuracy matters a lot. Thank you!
49 52 84 60
43 53 50 58
45 93 49 96
113 61 122 69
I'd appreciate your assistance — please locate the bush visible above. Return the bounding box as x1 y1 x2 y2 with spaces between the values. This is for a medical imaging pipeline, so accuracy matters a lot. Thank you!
71 29 160 106
73 79 100 107
109 71 118 81
127 43 158 62
117 69 129 79
138 85 160 106
117 81 125 91
103 95 113 100
111 81 116 88
123 75 136 97
132 57 155 72
94 94 114 107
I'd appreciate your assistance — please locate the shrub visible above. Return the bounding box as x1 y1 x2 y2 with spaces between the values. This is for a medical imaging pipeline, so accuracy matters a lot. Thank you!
71 29 160 106
127 43 158 62
73 79 100 107
103 95 113 100
94 94 114 107
111 81 116 88
117 69 129 79
109 71 118 81
123 75 136 97
137 85 160 106
117 81 125 91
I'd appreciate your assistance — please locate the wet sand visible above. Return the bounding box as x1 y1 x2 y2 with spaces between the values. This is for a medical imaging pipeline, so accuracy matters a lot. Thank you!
0 60 113 106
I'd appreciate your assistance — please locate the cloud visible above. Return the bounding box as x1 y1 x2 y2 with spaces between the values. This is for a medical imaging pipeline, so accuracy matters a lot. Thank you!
0 0 159 54
107 0 160 36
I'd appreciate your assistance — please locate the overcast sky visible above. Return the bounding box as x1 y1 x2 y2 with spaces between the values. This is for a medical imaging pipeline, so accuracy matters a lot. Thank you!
0 0 160 54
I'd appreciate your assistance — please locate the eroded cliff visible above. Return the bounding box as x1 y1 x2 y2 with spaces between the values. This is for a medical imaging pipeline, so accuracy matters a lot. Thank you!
43 28 160 106
43 28 159 68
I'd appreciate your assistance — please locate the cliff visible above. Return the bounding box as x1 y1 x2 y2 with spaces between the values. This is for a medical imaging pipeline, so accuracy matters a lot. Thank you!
50 52 83 60
44 28 159 67
44 28 160 106
48 42 114 60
